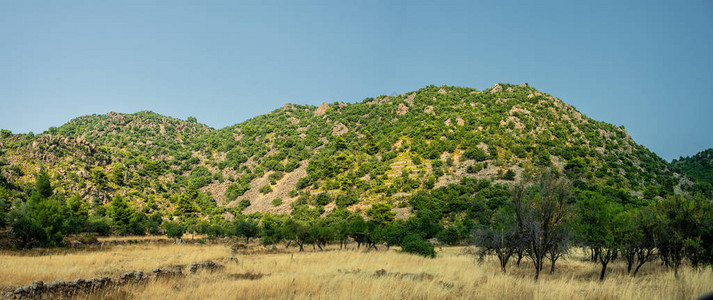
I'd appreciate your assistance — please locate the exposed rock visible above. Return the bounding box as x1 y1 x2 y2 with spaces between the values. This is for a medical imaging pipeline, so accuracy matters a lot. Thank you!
405 93 416 106
332 122 348 136
444 119 452 126
315 102 329 116
437 88 447 94
456 117 465 126
396 103 409 116
190 261 224 274
424 106 435 115
490 83 503 94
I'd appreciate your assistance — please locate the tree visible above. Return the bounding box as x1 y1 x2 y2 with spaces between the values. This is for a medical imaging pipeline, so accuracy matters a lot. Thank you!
176 193 199 217
165 222 185 240
574 192 621 281
473 206 523 273
111 164 125 186
512 171 571 281
12 217 47 248
366 203 395 226
91 167 108 190
0 129 11 138
110 194 134 234
235 219 260 243
35 170 53 198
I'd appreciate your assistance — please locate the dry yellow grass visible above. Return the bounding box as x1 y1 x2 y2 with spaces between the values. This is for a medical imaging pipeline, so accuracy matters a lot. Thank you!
2 243 712 299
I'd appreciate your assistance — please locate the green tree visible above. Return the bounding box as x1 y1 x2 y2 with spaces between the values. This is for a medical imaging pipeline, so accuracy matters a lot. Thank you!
366 203 395 226
111 164 125 186
12 217 47 248
35 170 53 198
165 222 185 240
176 193 199 217
235 219 260 243
574 192 621 281
110 194 134 234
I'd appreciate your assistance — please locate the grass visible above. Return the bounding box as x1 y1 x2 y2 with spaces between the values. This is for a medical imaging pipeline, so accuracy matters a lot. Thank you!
1 243 711 299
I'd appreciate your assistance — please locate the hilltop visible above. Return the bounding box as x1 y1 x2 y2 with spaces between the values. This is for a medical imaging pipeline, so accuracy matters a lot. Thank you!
0 84 689 219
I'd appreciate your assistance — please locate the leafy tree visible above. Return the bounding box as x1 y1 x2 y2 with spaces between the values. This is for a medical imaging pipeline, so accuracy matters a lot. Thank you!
574 192 621 281
366 203 395 226
0 129 11 138
12 217 47 248
35 170 53 198
235 219 260 243
165 222 185 240
176 193 199 217
111 164 125 186
110 194 134 234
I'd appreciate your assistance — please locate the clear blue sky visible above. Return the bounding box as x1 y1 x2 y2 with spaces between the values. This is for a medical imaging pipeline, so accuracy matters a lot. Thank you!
1 1 711 161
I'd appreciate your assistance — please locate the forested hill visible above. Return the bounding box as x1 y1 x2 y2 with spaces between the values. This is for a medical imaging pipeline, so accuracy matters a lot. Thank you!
0 84 692 219
672 148 713 195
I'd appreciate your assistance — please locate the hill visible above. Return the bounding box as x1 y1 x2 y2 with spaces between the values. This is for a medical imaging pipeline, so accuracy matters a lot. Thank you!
672 148 713 195
0 84 686 219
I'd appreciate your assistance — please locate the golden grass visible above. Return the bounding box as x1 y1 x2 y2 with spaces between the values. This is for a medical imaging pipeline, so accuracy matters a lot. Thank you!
2 244 712 299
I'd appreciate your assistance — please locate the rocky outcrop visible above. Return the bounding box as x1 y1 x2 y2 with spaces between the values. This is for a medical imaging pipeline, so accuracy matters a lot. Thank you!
1 261 223 299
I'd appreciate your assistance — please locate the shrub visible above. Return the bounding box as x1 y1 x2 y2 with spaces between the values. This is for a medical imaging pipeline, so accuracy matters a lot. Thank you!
401 233 436 258
259 185 273 194
272 198 283 206
165 222 185 240
463 147 487 162
502 169 516 180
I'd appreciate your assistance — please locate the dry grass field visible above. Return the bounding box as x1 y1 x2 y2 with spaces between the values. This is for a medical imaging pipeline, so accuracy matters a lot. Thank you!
1 242 711 299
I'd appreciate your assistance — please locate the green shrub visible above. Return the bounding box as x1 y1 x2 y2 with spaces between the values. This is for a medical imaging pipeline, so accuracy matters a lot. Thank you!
165 222 184 240
259 185 273 194
272 198 283 206
400 233 436 258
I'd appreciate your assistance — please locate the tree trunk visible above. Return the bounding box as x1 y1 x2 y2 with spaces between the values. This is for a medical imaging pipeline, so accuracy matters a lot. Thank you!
599 262 609 281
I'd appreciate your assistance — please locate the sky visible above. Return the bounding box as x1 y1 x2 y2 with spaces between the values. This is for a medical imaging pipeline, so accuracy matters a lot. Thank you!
1 1 711 161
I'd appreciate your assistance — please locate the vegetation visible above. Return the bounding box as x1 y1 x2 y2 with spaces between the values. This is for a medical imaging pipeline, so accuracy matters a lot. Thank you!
0 84 710 296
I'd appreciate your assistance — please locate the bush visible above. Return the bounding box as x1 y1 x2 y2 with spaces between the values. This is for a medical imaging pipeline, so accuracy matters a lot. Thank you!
400 233 436 258
165 222 185 240
85 218 112 236
463 147 487 162
259 185 273 194
12 217 47 248
272 198 283 206
502 169 516 180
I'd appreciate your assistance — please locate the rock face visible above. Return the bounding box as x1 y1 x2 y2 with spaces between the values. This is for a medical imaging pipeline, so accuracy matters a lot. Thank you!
315 102 329 116
396 103 409 116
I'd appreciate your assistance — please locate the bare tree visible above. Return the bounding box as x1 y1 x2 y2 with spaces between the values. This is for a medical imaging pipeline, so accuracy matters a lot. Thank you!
513 171 572 281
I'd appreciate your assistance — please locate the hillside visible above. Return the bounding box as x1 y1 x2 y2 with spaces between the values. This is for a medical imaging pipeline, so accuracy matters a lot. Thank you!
0 84 684 219
672 148 713 195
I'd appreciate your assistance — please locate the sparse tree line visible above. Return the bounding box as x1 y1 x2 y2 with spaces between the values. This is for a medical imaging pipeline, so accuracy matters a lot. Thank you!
1 168 712 283
472 171 713 281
